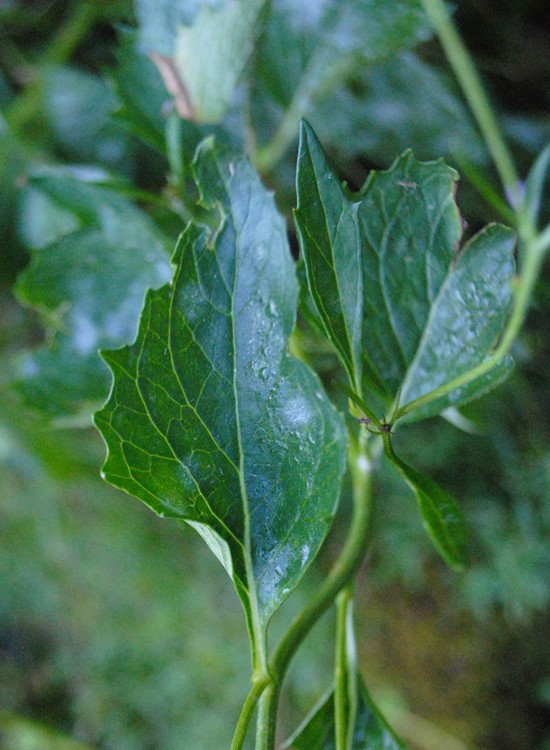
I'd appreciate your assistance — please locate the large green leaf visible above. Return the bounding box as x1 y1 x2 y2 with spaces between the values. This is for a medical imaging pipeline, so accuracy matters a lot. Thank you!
94 140 347 640
295 122 516 422
136 0 265 123
14 169 173 420
284 680 408 750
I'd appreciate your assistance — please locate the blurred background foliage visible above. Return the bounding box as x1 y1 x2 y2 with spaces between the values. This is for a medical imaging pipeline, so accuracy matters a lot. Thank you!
0 1 549 749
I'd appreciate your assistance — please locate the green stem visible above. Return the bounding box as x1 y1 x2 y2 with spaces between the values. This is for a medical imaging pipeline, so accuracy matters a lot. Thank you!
420 0 521 206
256 431 373 748
334 590 349 750
230 676 271 750
334 587 357 750
5 1 100 134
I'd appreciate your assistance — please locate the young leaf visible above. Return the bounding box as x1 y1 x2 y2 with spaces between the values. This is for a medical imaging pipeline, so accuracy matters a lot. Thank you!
295 122 516 422
383 436 467 571
284 680 408 750
94 140 347 643
14 170 173 419
137 0 265 123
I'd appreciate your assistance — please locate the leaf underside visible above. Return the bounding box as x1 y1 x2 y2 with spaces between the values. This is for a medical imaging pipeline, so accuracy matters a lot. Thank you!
94 139 347 636
295 121 516 422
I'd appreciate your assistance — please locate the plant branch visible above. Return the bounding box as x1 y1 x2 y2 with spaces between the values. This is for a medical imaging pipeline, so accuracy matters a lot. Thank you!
230 675 271 750
420 0 521 207
335 587 357 750
255 430 373 748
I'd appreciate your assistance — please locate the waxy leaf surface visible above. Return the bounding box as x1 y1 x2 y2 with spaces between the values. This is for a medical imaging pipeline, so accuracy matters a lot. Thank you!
14 169 173 420
285 680 407 750
295 122 516 421
94 140 347 635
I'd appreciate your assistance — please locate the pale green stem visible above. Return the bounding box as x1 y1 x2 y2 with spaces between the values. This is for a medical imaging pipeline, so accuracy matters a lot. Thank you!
334 590 350 750
420 0 521 206
230 675 271 750
254 430 373 749
335 587 357 750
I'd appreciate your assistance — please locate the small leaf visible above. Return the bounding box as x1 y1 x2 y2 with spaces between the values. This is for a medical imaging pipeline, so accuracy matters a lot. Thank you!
138 0 265 123
383 437 467 570
94 140 347 641
284 680 408 750
295 122 516 421
14 170 173 419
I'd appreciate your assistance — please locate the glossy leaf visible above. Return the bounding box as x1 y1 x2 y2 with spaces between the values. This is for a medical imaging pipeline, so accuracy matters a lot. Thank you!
14 170 173 419
295 122 516 421
284 680 408 750
383 438 467 570
137 0 265 123
94 140 347 637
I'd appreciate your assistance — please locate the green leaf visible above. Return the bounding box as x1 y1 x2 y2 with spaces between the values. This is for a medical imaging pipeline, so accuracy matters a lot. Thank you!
14 170 173 419
284 679 408 750
137 0 265 123
312 51 487 167
94 140 347 640
42 66 132 172
295 122 516 421
253 0 432 163
383 436 467 570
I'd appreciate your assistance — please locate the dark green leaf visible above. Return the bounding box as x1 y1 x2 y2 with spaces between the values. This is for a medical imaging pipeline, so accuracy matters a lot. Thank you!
295 122 516 421
94 140 347 635
284 679 408 750
14 171 173 419
383 437 467 570
110 31 169 153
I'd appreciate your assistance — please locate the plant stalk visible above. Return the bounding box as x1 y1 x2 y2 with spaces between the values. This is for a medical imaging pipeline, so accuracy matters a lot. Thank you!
335 587 357 750
255 430 373 749
420 0 521 207
230 675 271 750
